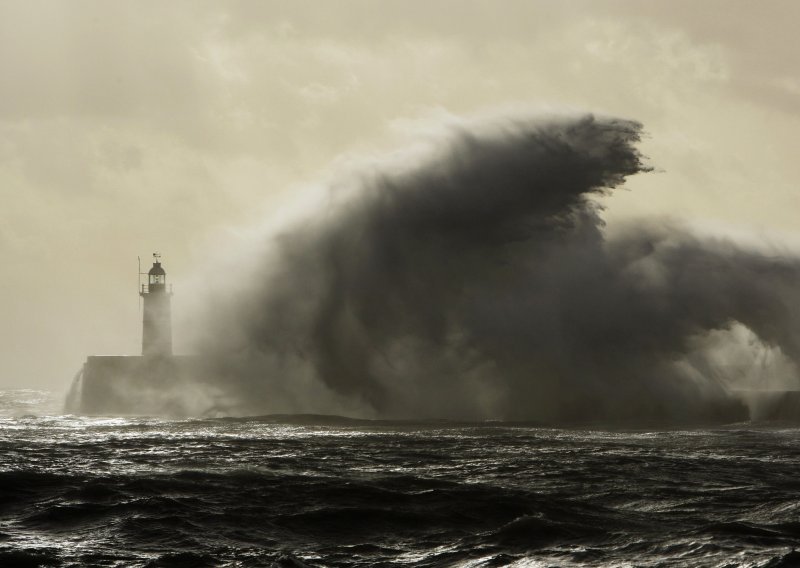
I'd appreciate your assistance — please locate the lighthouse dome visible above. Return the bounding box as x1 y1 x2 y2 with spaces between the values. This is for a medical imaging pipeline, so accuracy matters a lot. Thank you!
147 259 167 288
149 262 165 276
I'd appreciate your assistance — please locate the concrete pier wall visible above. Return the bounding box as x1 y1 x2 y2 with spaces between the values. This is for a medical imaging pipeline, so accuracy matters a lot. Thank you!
70 355 204 416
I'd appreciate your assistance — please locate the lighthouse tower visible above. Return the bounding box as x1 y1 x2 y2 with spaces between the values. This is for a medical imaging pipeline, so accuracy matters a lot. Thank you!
140 253 173 356
69 252 202 415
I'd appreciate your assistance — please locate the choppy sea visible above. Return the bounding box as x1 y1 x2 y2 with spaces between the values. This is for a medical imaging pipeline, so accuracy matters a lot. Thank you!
1 389 799 567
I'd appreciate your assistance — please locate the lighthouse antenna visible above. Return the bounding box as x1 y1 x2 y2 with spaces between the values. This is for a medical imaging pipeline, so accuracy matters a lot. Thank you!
138 256 142 314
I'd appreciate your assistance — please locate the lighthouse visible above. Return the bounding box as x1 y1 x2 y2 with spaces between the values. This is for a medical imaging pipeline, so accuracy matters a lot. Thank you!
140 253 173 356
68 253 202 416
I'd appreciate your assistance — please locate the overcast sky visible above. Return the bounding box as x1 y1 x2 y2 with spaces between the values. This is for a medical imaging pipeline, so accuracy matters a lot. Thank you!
1 0 799 390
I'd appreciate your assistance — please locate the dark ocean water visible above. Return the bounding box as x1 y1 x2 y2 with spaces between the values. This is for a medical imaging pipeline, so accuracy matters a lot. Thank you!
1 390 800 567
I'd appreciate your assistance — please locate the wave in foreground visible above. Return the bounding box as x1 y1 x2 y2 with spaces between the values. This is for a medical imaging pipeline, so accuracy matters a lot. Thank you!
2 390 800 567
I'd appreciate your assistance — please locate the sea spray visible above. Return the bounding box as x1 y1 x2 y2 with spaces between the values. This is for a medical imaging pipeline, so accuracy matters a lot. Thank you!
183 112 800 424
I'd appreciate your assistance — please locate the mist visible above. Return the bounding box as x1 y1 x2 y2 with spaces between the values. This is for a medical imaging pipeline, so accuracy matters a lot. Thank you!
186 112 800 424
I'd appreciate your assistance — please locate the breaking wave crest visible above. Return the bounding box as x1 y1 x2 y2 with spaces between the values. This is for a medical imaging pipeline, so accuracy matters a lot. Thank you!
189 112 800 424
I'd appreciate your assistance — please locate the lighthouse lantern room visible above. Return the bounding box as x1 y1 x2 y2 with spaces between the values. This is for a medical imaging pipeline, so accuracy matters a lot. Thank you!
140 253 173 357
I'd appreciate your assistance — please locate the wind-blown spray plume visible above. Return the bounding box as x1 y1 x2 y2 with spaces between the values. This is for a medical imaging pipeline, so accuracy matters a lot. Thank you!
193 113 800 424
